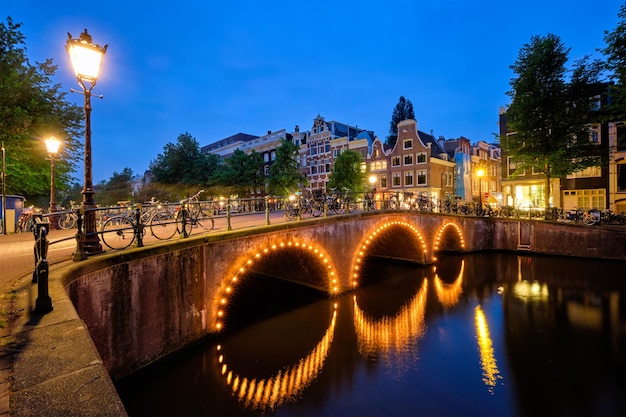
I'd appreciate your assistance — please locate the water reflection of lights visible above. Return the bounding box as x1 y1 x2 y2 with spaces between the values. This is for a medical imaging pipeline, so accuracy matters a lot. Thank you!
433 222 466 260
512 281 549 302
352 221 427 288
434 260 465 308
474 305 502 393
353 279 428 361
217 303 338 411
215 240 337 331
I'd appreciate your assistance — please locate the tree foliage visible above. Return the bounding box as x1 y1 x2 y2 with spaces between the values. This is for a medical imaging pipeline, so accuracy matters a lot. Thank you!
602 3 626 147
387 96 415 147
96 167 133 206
267 138 306 195
0 17 83 203
215 149 264 196
326 150 366 193
505 33 603 208
150 132 217 185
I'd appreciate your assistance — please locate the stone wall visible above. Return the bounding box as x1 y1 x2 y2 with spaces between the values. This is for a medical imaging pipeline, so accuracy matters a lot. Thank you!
62 212 626 380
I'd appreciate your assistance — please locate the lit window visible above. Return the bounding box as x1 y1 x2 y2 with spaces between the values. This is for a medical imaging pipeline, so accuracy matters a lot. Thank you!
405 171 414 186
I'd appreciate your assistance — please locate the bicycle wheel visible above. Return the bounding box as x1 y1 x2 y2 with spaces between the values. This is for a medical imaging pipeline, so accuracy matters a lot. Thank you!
389 196 399 209
582 213 597 226
335 199 346 215
284 205 297 221
101 216 135 250
58 214 75 229
312 201 323 217
150 212 177 240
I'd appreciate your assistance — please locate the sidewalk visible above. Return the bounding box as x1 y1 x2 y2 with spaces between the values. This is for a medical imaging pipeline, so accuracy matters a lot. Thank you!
0 229 77 416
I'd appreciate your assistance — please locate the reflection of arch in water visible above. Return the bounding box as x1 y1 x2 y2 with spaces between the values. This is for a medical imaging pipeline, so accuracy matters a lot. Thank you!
433 222 466 257
214 239 338 331
474 305 502 393
353 279 428 360
216 303 338 411
352 220 428 288
434 259 465 308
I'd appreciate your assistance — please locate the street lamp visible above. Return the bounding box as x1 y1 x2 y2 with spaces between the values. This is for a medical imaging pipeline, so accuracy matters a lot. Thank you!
45 137 61 228
66 29 107 256
476 168 485 209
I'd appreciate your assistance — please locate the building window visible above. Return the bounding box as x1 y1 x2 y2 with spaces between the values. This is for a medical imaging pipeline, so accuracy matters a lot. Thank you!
417 152 427 164
404 154 413 165
392 172 401 187
507 157 525 177
589 124 600 144
371 160 387 170
270 150 276 161
264 153 269 162
618 164 626 192
403 139 413 150
380 174 387 188
417 170 426 185
577 189 605 210
405 171 414 186
392 156 401 167
333 149 340 158
325 142 331 153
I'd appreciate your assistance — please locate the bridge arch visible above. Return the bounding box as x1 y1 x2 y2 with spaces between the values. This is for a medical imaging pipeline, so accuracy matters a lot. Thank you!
351 220 428 288
214 238 339 331
215 304 338 411
433 221 466 256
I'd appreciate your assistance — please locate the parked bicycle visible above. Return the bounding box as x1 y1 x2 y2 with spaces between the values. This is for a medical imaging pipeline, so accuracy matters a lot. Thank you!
176 190 215 237
100 205 144 250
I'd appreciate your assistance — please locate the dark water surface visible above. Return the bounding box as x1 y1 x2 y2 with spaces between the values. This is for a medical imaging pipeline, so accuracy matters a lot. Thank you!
116 253 626 416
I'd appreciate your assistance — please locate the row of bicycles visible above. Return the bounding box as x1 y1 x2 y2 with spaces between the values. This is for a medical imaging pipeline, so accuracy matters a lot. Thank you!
54 190 213 250
556 207 626 226
283 188 376 221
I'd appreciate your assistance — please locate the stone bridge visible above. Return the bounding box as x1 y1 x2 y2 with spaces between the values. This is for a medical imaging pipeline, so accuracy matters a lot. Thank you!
60 210 626 380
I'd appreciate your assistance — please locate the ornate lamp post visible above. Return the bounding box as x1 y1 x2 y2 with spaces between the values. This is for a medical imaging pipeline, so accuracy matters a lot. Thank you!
66 29 107 256
45 137 61 228
476 168 485 209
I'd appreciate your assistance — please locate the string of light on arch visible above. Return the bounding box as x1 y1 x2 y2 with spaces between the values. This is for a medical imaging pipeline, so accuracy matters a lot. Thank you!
433 222 466 259
216 303 337 411
352 221 427 288
215 239 338 331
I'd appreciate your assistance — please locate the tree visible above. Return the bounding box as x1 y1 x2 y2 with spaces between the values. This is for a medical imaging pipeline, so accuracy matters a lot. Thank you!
326 150 366 193
150 132 214 185
0 17 83 202
601 3 626 147
96 168 134 206
214 149 264 196
505 33 603 209
387 96 415 147
268 138 306 196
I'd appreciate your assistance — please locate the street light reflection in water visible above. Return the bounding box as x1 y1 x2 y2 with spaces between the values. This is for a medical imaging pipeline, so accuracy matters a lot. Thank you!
117 253 626 417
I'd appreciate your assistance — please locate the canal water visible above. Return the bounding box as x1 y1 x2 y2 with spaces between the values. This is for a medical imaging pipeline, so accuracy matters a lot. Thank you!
116 252 626 416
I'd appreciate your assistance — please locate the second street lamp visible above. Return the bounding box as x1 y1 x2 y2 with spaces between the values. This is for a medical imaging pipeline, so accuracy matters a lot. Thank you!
66 29 107 257
45 137 61 229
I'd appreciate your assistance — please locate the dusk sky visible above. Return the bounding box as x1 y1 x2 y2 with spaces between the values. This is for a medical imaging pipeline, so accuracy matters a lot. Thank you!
4 1 624 183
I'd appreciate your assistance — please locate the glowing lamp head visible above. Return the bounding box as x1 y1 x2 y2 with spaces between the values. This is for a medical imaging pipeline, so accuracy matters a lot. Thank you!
66 29 107 82
476 168 485 178
45 137 61 155
369 175 377 185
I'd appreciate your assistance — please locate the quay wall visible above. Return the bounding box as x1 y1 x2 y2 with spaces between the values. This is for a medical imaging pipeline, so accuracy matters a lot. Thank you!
59 212 626 383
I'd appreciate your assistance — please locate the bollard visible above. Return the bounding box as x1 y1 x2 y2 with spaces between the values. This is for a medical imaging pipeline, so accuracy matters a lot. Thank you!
180 203 189 238
32 217 53 313
226 199 232 231
73 207 88 261
134 204 144 247
265 196 271 226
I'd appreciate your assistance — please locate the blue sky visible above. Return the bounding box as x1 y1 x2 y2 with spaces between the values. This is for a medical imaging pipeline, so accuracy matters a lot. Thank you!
4 1 624 183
